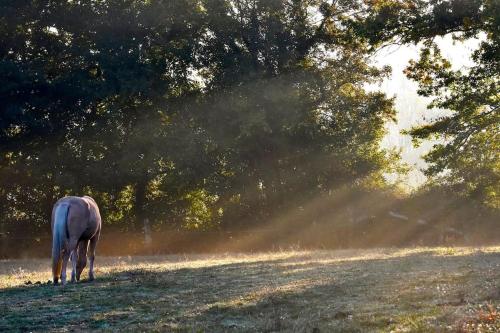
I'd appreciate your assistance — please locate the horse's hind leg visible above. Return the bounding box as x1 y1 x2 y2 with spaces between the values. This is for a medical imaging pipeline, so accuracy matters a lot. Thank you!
70 249 77 283
62 238 78 285
88 233 99 281
76 240 89 281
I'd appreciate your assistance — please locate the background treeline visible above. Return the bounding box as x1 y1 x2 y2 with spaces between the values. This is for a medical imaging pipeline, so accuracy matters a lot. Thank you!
1 0 498 252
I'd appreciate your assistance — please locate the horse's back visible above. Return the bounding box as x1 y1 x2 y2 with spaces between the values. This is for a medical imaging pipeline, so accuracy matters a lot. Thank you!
51 196 79 229
82 196 102 234
53 196 101 240
82 196 101 219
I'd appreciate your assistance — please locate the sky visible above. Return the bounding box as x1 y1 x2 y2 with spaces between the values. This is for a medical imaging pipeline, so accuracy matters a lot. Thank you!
373 36 482 189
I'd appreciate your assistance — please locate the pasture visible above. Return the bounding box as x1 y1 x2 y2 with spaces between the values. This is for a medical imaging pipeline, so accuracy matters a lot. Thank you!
1 247 499 332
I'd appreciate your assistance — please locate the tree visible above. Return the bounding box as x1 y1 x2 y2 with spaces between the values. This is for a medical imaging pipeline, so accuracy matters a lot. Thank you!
193 0 397 227
0 0 400 234
353 0 499 208
0 0 206 230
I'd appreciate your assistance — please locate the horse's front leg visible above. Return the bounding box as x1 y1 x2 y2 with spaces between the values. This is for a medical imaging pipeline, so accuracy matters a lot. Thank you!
88 233 99 281
76 240 89 281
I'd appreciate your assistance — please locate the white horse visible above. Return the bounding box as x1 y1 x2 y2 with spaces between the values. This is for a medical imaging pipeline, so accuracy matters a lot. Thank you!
51 196 101 285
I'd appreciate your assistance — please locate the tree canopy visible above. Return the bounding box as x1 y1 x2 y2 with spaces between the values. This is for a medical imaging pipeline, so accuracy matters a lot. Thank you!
1 0 400 233
353 0 499 208
1 0 497 237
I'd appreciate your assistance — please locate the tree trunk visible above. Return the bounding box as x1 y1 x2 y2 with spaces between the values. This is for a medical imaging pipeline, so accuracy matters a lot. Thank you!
134 177 148 232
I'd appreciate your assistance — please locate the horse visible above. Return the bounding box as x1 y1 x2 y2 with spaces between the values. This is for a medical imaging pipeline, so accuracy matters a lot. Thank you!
51 196 101 285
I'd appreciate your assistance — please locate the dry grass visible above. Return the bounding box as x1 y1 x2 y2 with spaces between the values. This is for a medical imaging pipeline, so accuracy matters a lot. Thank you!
1 247 499 332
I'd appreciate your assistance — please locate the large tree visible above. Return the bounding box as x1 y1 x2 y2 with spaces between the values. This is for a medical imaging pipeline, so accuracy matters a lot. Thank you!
192 0 397 227
353 0 499 208
1 0 400 233
0 0 206 231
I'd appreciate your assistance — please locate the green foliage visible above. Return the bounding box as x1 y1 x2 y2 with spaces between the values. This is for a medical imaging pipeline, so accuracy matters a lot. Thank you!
0 0 400 233
354 0 499 208
0 0 206 231
191 0 397 226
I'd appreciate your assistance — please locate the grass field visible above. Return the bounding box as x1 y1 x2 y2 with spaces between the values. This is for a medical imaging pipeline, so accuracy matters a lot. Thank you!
1 247 499 332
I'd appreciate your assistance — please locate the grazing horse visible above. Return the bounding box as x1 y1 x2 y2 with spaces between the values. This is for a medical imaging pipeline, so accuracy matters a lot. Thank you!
51 196 101 285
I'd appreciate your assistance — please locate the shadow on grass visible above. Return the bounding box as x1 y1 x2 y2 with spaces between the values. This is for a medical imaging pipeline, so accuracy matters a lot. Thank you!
1 250 499 332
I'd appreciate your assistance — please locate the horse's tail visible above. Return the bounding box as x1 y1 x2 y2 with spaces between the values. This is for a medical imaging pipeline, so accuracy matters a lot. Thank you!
52 203 70 283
